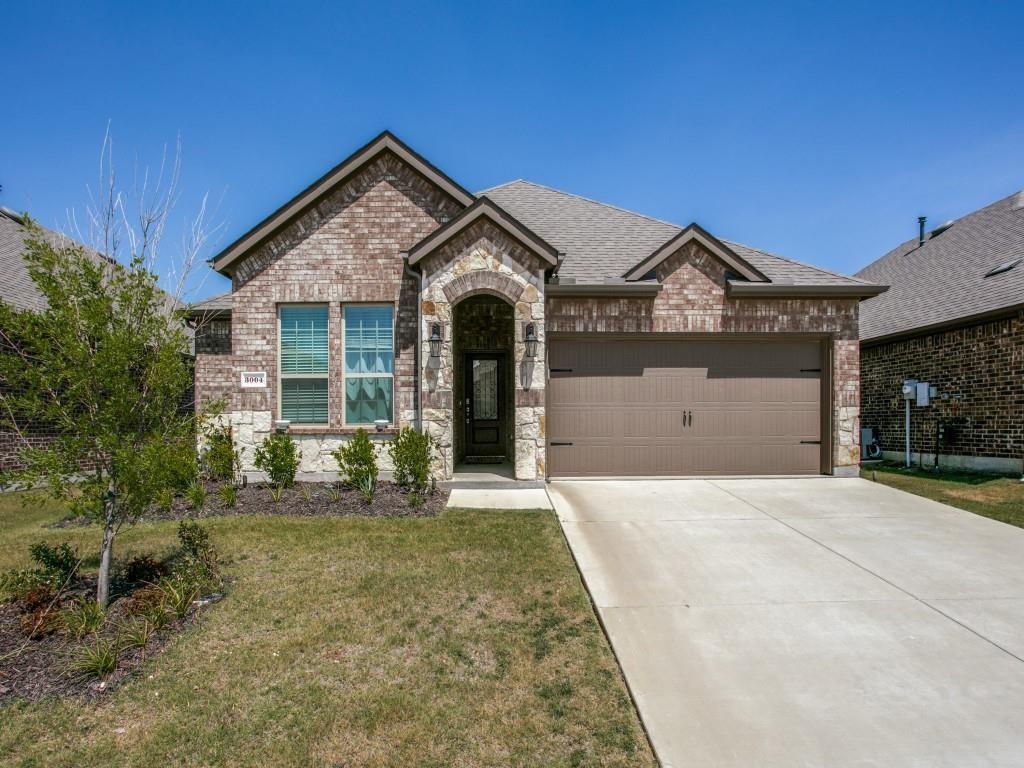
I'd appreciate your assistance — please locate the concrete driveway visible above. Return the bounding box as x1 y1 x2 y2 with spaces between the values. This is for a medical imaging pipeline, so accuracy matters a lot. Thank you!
548 478 1024 768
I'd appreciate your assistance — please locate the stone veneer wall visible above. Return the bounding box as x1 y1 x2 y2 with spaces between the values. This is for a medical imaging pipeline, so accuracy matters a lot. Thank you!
861 311 1024 472
194 151 463 471
418 219 547 479
546 240 862 473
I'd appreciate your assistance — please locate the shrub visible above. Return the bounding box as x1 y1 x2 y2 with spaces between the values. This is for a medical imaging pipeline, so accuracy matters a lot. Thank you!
124 585 171 628
202 428 240 481
118 617 157 650
123 554 167 585
175 520 220 589
156 574 201 619
217 483 237 507
186 481 207 511
388 427 435 494
19 605 62 638
355 473 376 504
333 428 378 491
268 485 284 503
253 432 300 489
324 484 341 503
1 541 79 602
69 636 119 679
155 487 175 514
299 484 313 502
63 598 106 639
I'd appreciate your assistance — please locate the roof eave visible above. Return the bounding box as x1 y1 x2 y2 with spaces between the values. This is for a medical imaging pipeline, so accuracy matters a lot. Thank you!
727 281 888 299
624 223 769 283
861 303 1024 346
545 282 663 297
210 131 475 275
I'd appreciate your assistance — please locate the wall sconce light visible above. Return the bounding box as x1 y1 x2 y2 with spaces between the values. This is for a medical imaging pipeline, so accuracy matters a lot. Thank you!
429 323 442 358
524 323 539 358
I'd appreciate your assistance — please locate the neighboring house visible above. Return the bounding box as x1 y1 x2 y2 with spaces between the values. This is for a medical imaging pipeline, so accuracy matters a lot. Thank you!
856 190 1024 474
0 208 97 469
190 131 884 481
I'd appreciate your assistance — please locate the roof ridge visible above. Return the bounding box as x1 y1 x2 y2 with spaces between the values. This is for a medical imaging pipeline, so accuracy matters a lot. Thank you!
479 179 684 231
722 238 873 285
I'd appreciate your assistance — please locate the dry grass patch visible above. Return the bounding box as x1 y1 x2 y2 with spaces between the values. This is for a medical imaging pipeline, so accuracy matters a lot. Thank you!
0 494 654 767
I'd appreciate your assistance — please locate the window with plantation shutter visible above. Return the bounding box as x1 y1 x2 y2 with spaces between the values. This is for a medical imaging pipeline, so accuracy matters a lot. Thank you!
343 305 394 424
279 305 329 423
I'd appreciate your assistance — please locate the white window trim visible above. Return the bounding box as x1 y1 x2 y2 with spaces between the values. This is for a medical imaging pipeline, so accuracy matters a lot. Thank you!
341 302 396 427
277 303 330 425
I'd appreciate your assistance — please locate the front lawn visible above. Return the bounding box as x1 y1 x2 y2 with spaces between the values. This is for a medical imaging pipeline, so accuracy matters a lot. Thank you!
0 494 653 767
861 463 1024 528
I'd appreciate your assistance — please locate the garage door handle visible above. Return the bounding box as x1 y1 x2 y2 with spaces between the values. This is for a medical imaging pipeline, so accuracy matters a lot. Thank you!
682 410 692 427
550 442 574 446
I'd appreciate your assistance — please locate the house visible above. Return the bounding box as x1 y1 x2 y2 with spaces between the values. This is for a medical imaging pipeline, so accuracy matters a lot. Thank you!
190 131 885 481
856 190 1024 474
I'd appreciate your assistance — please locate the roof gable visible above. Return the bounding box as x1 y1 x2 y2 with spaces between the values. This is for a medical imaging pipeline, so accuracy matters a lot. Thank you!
211 131 475 274
406 197 559 267
623 223 768 282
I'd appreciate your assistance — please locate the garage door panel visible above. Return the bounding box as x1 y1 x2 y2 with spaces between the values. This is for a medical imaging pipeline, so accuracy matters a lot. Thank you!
548 338 824 477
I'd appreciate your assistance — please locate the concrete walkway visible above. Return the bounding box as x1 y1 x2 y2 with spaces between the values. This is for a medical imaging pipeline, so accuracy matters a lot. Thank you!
446 487 552 510
548 477 1024 768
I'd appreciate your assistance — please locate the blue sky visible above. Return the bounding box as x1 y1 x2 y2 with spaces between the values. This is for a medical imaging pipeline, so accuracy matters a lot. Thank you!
3 0 1022 300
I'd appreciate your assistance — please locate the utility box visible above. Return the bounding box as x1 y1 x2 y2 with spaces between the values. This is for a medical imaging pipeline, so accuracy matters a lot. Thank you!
902 379 918 401
916 381 930 406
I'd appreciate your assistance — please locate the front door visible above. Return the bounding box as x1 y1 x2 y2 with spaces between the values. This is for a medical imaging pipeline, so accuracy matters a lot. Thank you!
464 353 505 458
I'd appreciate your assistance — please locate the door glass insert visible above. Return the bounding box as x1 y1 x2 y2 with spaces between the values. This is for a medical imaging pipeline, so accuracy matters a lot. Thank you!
472 359 498 420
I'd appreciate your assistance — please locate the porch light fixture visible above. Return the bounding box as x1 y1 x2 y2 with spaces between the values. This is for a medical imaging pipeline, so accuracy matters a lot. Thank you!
429 323 442 358
524 323 539 358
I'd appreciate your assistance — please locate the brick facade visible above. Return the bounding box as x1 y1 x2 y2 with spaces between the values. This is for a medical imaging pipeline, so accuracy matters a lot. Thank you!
194 151 462 470
196 169 866 478
547 240 862 472
861 312 1024 472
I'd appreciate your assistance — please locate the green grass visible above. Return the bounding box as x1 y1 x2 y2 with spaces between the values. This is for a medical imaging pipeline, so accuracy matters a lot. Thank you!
861 463 1024 528
0 494 654 767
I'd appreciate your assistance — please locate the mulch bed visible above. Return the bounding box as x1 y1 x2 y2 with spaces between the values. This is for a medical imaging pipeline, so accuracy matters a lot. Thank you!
0 576 216 704
50 481 449 528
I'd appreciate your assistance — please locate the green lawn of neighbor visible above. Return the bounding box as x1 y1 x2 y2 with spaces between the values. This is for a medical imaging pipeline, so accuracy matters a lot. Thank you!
862 463 1024 528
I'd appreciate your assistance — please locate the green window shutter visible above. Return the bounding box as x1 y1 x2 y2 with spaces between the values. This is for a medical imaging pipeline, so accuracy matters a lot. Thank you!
281 379 328 424
280 306 328 374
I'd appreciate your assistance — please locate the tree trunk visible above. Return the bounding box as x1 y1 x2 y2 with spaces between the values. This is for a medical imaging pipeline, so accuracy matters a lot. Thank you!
96 500 116 608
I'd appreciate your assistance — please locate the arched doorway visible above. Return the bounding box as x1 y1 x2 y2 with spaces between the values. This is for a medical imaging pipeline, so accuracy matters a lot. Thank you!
452 294 515 470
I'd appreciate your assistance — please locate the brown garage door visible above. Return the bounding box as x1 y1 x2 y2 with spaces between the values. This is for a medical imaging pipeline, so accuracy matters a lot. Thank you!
547 337 824 477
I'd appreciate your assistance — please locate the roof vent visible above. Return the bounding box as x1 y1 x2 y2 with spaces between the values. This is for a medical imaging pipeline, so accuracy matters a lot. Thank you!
984 258 1023 278
0 206 24 225
929 220 955 238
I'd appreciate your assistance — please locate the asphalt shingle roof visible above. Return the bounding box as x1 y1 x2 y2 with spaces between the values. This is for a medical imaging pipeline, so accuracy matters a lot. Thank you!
0 209 112 312
855 189 1024 341
480 180 870 287
189 291 232 312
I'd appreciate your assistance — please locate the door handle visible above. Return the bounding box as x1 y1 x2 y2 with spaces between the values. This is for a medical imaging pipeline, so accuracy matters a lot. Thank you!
682 410 693 427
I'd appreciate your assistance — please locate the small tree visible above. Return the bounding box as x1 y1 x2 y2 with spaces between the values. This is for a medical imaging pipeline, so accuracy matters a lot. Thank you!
0 224 200 606
388 427 435 494
0 130 219 608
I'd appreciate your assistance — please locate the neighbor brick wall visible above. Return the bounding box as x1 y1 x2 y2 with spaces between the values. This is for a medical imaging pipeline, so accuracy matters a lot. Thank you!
861 311 1024 461
193 151 463 436
546 240 862 470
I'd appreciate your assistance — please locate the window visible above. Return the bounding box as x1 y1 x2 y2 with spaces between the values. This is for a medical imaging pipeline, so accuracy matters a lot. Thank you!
279 305 328 424
344 305 393 424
